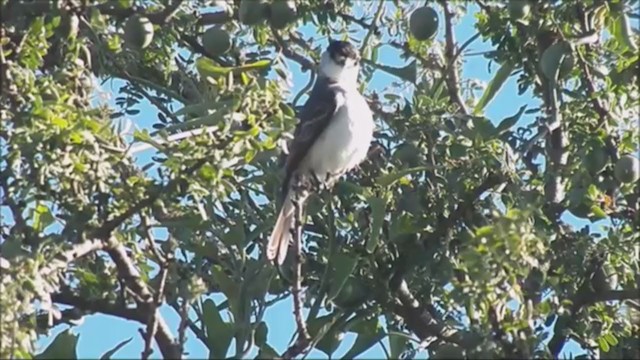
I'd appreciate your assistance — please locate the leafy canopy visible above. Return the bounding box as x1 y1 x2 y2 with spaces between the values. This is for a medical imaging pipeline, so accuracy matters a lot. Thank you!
1 0 639 359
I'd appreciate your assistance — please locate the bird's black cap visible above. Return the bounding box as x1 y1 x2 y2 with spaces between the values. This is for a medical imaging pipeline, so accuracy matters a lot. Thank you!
327 40 359 65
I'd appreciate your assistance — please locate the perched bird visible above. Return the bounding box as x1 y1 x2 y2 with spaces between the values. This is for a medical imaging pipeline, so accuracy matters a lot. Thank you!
267 40 375 265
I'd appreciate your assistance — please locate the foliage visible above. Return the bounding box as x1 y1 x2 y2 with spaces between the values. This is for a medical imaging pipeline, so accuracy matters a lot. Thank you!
1 0 639 358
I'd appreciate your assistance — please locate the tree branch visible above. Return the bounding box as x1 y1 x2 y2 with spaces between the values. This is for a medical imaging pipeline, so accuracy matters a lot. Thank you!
94 0 185 24
394 279 464 344
282 177 312 359
548 269 640 357
389 174 504 347
141 265 167 359
52 291 180 359
439 1 469 115
197 11 233 25
271 29 316 72
39 239 106 277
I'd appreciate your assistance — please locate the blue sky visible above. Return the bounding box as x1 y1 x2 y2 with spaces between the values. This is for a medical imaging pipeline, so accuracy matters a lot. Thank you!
29 2 640 359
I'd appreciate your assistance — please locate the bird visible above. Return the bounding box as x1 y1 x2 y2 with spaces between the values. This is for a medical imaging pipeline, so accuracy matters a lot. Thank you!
266 40 375 265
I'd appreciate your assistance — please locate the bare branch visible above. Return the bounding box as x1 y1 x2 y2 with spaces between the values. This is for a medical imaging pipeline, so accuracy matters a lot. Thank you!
94 0 185 24
40 239 106 277
142 265 168 359
282 178 311 359
106 241 154 302
52 291 180 359
394 279 463 344
197 11 233 25
177 299 189 356
439 1 469 115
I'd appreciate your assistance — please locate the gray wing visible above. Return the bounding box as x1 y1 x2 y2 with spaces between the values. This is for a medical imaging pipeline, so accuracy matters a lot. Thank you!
281 78 340 196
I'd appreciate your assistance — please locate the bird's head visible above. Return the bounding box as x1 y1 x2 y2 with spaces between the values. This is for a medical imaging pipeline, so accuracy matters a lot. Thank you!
318 40 361 85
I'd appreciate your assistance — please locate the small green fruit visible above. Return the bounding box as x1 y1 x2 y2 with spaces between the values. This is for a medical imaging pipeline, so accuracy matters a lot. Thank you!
409 6 439 41
585 142 609 175
269 0 297 29
614 154 640 183
540 41 573 81
123 15 154 49
393 142 421 167
508 1 530 20
239 0 268 25
333 277 367 309
202 26 231 56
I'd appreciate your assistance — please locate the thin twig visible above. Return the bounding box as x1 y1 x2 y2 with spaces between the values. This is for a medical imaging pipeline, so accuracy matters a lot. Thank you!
282 176 311 359
272 29 316 72
359 0 385 56
177 299 189 356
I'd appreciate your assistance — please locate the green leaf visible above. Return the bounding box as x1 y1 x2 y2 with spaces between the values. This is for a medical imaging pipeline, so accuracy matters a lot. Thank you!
256 344 279 359
196 57 272 77
152 112 226 136
173 102 217 118
211 266 239 313
473 61 515 114
222 222 246 247
100 338 132 359
341 317 385 359
449 143 467 158
604 333 619 347
326 253 359 302
387 331 408 359
363 59 417 83
366 196 386 253
32 204 55 232
475 225 494 238
308 314 343 357
278 102 296 117
471 116 497 140
589 205 608 220
133 129 164 149
496 105 527 135
598 336 610 352
376 166 434 187
540 41 572 84
254 321 268 346
336 180 366 197
35 329 79 360
202 298 234 359
614 14 639 52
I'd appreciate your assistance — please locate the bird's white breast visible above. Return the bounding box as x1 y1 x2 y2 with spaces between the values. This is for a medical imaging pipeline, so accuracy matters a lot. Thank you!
302 87 374 180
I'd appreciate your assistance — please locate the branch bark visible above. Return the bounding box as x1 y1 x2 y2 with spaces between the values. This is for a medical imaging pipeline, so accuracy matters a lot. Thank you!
282 177 312 359
94 0 185 24
52 291 180 359
439 1 469 115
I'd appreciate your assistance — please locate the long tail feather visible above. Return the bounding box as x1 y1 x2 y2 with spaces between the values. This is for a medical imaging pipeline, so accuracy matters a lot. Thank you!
267 191 294 265
267 188 309 265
